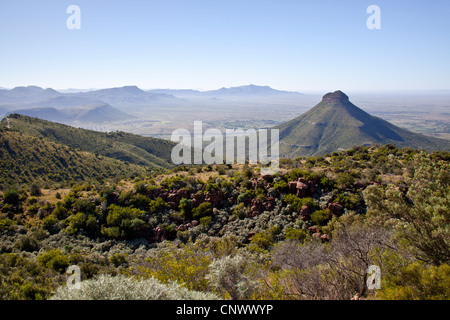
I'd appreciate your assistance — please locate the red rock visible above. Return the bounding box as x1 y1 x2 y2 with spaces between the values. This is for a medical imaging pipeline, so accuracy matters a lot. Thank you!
328 202 343 216
288 181 298 193
263 196 276 211
296 182 308 197
205 188 224 207
261 175 273 183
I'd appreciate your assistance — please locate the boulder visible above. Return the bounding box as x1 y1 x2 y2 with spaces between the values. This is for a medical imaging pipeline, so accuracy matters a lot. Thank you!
328 202 344 217
296 182 309 197
312 232 321 240
299 205 311 220
153 227 167 242
320 234 330 242
205 189 224 207
288 181 298 193
249 198 263 216
263 196 276 211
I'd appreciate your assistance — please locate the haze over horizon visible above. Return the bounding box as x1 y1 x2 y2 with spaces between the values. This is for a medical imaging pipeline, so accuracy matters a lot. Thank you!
1 0 449 92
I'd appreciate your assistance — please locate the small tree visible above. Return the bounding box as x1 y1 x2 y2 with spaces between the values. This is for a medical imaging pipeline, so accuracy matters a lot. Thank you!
30 183 42 197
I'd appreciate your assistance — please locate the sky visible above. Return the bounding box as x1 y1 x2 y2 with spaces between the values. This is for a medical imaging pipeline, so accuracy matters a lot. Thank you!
0 0 449 92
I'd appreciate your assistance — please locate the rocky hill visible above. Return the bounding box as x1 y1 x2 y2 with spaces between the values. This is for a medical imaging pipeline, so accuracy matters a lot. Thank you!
275 90 450 157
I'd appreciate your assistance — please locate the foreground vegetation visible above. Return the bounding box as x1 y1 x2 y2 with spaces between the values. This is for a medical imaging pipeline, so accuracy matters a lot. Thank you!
0 145 449 300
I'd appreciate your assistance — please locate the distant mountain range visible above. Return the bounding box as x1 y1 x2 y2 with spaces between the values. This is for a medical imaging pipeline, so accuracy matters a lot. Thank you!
0 85 181 124
149 84 304 98
0 84 301 125
275 90 450 157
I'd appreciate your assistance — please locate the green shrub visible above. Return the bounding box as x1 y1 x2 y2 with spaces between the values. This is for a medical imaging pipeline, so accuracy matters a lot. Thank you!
148 197 168 214
3 189 20 205
37 250 69 273
237 193 248 204
109 253 128 268
378 262 450 300
102 204 148 239
67 212 87 234
42 214 59 233
311 209 331 226
249 232 272 251
285 228 307 241
0 218 15 231
200 216 212 226
30 183 42 197
134 243 212 292
334 193 362 210
283 194 318 212
53 202 68 220
273 180 288 193
15 235 39 252
319 176 337 192
18 282 47 300
336 172 356 189
179 198 192 219
192 202 213 220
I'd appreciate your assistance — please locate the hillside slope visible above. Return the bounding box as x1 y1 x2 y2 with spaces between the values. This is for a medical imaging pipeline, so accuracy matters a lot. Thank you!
0 128 152 186
0 114 176 172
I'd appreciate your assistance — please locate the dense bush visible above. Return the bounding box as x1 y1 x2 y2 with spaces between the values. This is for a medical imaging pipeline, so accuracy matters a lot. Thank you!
37 249 69 273
192 202 213 220
310 209 331 226
102 204 148 239
377 262 450 300
130 243 211 292
50 274 220 300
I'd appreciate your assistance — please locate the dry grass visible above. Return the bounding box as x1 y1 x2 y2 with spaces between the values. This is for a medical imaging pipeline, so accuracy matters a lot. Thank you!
38 188 71 204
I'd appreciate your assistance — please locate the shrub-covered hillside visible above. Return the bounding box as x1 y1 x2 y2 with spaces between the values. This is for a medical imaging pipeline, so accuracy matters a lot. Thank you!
0 145 449 300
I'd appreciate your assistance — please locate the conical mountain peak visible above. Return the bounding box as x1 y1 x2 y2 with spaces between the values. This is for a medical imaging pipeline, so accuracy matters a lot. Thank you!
274 91 450 157
321 90 349 103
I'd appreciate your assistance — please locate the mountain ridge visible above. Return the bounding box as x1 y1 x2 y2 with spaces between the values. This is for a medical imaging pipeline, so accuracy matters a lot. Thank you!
0 114 176 169
147 84 304 98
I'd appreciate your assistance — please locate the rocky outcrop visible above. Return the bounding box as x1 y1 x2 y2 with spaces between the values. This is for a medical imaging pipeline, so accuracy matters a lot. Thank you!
321 90 349 104
288 177 317 197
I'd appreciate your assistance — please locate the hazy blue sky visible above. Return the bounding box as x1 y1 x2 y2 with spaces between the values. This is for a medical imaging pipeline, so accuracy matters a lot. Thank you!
1 0 449 92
